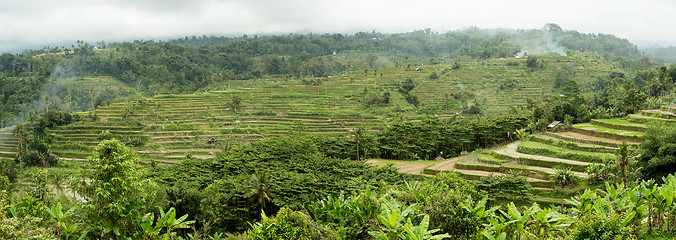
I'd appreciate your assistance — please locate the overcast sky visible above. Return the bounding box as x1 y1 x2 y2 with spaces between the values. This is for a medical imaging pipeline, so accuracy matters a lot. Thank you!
1 0 675 53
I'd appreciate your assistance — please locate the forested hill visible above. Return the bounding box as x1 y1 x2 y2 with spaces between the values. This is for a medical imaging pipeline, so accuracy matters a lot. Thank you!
0 24 648 125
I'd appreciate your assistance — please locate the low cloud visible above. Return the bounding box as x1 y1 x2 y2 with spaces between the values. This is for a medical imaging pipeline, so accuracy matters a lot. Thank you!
1 0 675 52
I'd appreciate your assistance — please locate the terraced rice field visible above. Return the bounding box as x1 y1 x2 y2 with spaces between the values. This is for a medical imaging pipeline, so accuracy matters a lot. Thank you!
0 127 17 162
411 112 670 204
47 93 389 165
33 55 615 165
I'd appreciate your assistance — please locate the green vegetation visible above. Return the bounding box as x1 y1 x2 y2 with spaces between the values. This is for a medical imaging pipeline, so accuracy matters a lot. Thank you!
636 124 676 181
517 140 612 163
3 25 676 239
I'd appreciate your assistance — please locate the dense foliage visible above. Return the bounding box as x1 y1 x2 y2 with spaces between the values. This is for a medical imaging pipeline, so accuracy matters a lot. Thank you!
151 135 410 232
376 116 528 160
12 110 74 167
635 124 676 180
3 26 676 239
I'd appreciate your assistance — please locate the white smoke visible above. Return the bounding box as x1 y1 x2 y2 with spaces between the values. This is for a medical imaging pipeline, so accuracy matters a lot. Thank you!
515 24 567 57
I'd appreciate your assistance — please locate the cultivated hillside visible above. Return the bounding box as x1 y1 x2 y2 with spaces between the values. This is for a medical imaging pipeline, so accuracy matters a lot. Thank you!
38 54 622 164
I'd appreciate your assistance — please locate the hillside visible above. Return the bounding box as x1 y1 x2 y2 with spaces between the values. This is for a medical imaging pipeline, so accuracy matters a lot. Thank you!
31 54 623 164
0 25 650 127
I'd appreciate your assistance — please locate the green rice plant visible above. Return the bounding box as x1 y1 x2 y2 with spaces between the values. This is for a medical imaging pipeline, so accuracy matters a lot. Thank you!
161 124 198 131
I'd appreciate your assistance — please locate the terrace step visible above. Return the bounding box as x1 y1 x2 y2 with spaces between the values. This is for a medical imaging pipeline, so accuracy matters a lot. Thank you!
570 124 642 142
529 134 618 153
641 109 676 119
444 168 555 188
589 119 646 132
627 113 676 124
543 132 638 148
516 141 612 163
660 105 676 113
492 142 592 172
455 158 585 180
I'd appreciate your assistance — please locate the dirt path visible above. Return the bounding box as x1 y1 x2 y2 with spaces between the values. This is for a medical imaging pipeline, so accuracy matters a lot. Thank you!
426 155 465 171
366 154 553 187
365 159 436 175
59 157 88 163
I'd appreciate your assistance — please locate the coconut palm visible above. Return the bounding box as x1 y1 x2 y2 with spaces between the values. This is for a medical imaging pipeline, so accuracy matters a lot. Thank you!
616 141 629 185
245 171 277 211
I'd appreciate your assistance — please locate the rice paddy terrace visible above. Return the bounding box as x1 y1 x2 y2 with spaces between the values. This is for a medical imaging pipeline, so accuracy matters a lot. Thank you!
419 107 676 204
0 127 17 163
49 93 388 165
10 53 619 167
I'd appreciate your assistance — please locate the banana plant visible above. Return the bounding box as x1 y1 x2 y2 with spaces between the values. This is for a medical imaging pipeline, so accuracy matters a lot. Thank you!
45 202 85 240
370 197 416 240
566 189 597 217
481 217 507 240
141 207 195 240
483 202 573 240
404 181 443 205
402 215 450 240
460 196 499 219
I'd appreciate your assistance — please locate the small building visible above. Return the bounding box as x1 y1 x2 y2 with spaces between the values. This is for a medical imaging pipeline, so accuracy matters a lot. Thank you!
547 121 565 130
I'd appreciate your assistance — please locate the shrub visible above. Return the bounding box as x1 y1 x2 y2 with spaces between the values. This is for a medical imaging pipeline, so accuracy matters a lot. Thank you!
0 216 56 239
635 124 676 181
403 93 419 107
424 190 482 238
498 78 519 90
0 159 16 183
305 191 380 239
552 167 576 188
586 163 613 185
97 130 113 140
475 172 531 204
247 207 337 240
572 213 635 240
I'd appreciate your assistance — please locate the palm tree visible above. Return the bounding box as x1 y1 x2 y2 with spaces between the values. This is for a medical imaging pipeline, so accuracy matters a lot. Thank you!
616 141 629 185
651 68 673 97
353 128 365 161
245 171 277 211
403 55 411 70
52 173 66 195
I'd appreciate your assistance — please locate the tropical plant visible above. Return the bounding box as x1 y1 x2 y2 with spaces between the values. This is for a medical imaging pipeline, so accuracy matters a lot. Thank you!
513 128 528 140
72 139 157 238
616 141 630 184
369 197 449 240
247 207 337 240
370 197 417 240
45 202 83 239
482 202 572 240
305 190 380 239
244 171 277 211
551 167 575 188
140 207 195 240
